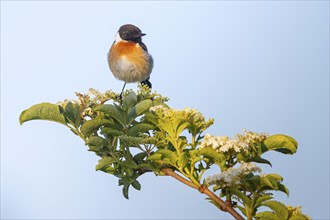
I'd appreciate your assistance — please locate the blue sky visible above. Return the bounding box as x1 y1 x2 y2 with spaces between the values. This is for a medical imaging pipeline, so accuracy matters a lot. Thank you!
1 1 329 219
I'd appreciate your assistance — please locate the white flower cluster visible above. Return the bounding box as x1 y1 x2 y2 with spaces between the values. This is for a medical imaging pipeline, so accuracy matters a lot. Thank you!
200 130 269 153
150 105 168 112
76 88 116 106
182 107 200 115
57 89 118 118
149 105 171 118
150 106 203 119
56 99 79 107
183 108 205 121
205 162 262 187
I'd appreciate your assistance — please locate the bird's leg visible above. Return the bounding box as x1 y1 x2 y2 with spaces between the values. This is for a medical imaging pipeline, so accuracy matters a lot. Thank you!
119 82 127 101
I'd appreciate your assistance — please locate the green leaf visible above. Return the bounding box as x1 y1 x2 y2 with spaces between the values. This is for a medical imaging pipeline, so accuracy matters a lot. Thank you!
255 194 273 208
254 211 280 220
121 160 138 169
128 99 152 122
101 127 125 137
236 205 247 216
175 121 190 137
178 151 190 169
200 147 226 169
94 104 126 126
205 198 221 210
123 92 137 110
159 119 176 137
200 147 224 162
96 157 116 171
64 102 81 127
189 150 203 165
128 123 154 136
19 103 66 125
104 166 116 174
262 200 289 220
123 167 134 177
119 175 137 185
137 163 153 171
260 175 277 189
133 152 147 161
122 184 129 199
267 173 283 181
212 185 221 192
262 134 298 154
147 149 178 166
289 214 309 220
80 117 112 137
259 174 284 192
156 149 178 165
118 135 148 147
86 136 108 148
227 188 251 207
144 111 159 125
131 180 141 190
278 182 290 196
246 157 272 167
246 174 261 192
147 153 162 161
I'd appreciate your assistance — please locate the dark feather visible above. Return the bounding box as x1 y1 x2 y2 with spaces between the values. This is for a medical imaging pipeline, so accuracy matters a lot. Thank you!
139 42 148 52
140 78 152 89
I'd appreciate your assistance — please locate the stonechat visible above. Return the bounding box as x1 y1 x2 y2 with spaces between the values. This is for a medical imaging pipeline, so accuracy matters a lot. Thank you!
108 24 153 93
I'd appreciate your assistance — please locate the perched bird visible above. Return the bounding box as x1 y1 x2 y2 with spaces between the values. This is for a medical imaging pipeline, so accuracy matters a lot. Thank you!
108 24 153 95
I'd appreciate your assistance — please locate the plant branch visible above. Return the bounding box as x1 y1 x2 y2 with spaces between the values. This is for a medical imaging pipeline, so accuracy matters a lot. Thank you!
162 168 198 189
161 168 244 220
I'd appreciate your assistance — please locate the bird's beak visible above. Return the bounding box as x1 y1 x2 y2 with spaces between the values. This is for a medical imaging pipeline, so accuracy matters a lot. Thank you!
141 33 146 37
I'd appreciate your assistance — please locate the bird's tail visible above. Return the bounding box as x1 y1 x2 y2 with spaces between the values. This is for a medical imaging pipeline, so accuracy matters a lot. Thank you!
140 78 152 89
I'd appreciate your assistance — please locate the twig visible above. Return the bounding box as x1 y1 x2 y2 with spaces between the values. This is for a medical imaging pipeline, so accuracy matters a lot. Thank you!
162 168 198 190
161 168 244 220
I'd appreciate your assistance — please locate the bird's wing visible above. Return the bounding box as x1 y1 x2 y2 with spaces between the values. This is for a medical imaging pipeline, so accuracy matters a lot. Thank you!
139 42 148 52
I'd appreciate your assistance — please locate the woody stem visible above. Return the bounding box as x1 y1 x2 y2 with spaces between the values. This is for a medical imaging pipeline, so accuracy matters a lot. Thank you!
161 168 244 220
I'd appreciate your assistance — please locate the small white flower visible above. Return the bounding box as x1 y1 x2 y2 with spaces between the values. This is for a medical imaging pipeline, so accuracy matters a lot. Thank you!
150 105 165 112
205 162 262 187
200 129 269 153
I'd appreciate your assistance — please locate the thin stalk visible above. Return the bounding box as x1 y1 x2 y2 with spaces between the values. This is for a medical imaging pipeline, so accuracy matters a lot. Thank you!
161 168 244 220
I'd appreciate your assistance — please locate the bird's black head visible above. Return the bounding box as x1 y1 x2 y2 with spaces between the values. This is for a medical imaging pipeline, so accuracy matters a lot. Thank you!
118 24 146 43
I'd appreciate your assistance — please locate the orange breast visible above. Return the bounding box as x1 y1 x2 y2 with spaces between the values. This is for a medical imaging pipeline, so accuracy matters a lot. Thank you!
108 41 153 82
110 41 144 63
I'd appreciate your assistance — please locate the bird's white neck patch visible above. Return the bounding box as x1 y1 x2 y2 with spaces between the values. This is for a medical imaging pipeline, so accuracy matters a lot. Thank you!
115 32 122 42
